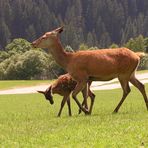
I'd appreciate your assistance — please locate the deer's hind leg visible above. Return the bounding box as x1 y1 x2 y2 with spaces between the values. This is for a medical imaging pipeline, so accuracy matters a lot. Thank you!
130 74 148 110
113 76 131 113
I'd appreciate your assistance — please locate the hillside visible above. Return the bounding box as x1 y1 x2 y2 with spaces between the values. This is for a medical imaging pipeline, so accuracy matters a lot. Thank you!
0 0 148 49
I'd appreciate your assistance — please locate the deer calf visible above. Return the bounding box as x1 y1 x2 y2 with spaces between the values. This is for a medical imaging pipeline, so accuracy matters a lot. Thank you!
38 73 95 117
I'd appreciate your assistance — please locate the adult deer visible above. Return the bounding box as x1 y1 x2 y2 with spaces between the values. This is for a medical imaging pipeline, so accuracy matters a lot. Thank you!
37 73 95 117
32 26 148 114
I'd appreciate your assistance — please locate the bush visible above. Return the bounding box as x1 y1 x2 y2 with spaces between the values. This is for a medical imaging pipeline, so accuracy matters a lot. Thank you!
124 35 146 52
138 55 148 70
109 43 119 48
0 38 64 80
0 50 52 80
0 51 9 62
5 38 32 53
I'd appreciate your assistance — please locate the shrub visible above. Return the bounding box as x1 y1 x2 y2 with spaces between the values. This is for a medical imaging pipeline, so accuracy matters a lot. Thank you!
138 55 148 70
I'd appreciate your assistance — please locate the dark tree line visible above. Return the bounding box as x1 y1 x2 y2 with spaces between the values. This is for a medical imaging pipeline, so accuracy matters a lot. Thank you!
0 0 148 49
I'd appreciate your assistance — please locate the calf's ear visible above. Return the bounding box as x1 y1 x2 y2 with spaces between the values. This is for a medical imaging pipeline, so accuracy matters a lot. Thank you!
37 90 46 95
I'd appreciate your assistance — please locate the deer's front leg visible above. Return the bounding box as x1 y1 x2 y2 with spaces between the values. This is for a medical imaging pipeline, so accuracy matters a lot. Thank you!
72 80 89 114
79 84 88 114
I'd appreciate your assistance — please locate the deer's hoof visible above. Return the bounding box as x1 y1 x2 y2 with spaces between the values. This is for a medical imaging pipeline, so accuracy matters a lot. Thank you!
84 109 90 115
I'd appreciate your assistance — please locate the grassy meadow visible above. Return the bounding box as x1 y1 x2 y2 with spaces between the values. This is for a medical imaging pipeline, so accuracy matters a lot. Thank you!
0 82 148 147
0 80 51 90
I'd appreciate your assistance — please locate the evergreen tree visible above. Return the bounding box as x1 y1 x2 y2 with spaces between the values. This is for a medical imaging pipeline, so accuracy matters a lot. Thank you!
99 31 111 48
25 25 36 41
86 32 94 47
144 37 148 52
0 20 11 48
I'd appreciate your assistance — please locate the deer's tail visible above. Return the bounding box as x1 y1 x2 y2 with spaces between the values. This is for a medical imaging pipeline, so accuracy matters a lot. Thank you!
136 52 146 58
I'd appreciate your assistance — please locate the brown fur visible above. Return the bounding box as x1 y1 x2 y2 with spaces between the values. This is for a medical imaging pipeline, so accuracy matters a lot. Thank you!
32 27 148 114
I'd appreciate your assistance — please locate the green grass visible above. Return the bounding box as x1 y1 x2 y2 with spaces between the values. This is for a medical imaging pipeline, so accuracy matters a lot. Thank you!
0 83 148 147
0 80 52 90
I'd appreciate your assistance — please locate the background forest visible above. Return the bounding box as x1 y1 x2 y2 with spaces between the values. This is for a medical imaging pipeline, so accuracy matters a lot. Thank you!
0 0 148 79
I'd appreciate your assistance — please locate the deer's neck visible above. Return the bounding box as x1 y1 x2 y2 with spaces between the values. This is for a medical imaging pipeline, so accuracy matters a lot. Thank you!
49 39 70 69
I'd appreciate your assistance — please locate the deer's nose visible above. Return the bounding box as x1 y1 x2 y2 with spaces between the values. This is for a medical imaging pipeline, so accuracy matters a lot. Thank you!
31 42 37 48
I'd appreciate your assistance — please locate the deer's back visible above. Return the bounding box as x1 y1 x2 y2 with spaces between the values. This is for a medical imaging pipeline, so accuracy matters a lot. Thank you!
67 48 139 80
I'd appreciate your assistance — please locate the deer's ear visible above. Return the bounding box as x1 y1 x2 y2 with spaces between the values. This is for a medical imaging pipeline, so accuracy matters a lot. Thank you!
54 26 64 34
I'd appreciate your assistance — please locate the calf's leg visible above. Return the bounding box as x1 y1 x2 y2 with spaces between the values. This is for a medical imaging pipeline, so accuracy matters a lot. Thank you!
57 95 68 117
66 96 72 116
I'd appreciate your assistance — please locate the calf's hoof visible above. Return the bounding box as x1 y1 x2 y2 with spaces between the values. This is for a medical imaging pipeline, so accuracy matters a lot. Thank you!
78 109 82 114
112 110 118 114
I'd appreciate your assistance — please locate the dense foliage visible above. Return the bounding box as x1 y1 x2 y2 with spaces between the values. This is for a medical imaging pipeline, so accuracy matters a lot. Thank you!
0 39 65 80
0 0 148 49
